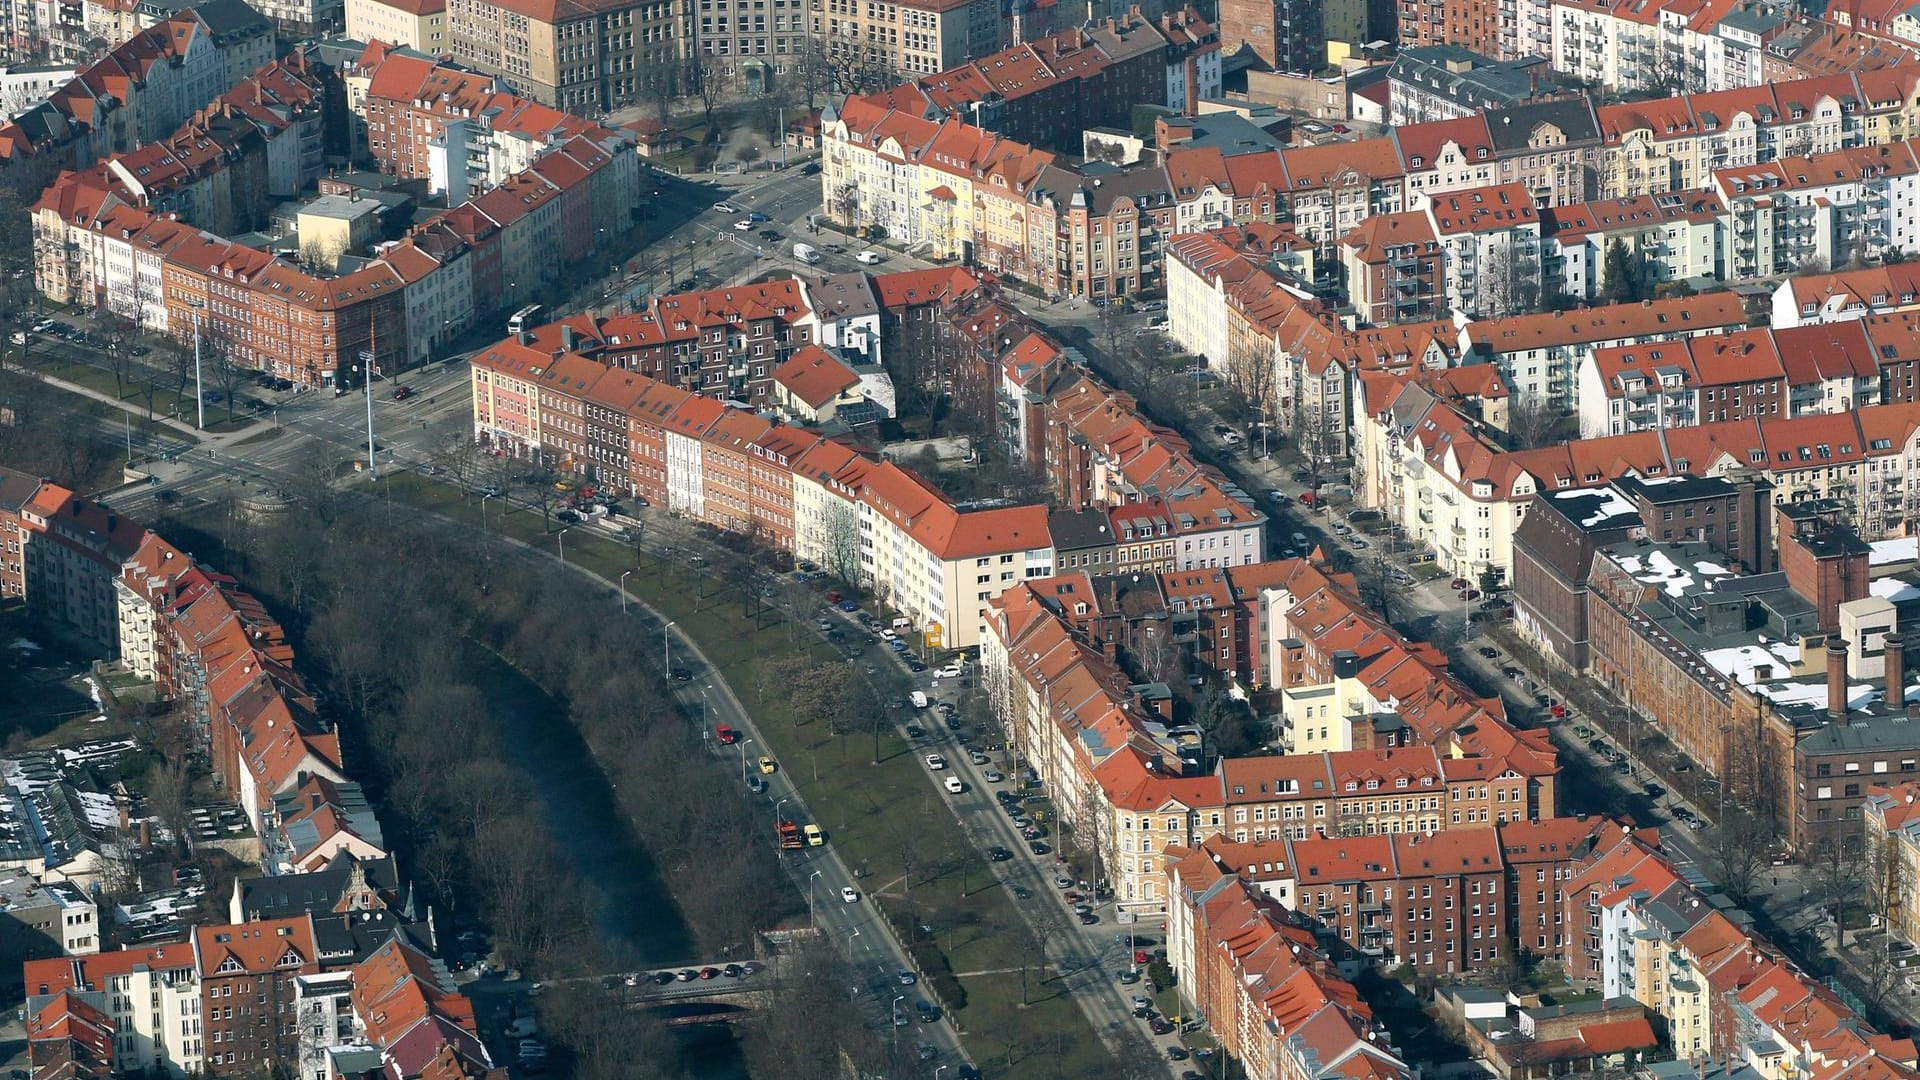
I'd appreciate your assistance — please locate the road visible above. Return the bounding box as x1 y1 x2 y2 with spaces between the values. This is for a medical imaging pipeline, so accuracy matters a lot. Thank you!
32 159 1178 1073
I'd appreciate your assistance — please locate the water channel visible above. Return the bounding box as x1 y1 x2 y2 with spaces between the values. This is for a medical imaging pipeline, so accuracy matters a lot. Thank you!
475 644 749 1078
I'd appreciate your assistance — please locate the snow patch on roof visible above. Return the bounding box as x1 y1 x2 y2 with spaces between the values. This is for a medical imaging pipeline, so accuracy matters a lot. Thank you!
1871 577 1920 604
1701 641 1801 687
1871 537 1920 567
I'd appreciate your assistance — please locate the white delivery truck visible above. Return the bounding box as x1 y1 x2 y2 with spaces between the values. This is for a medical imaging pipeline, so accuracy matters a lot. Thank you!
794 243 822 265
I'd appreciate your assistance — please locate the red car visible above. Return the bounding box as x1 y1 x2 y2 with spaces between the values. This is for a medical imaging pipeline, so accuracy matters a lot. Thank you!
1134 949 1152 965
826 590 843 604
714 723 739 745
391 385 414 401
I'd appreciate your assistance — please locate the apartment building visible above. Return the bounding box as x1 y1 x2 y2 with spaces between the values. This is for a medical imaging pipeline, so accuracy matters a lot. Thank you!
0 869 98 964
446 0 688 112
348 42 632 202
1420 182 1543 317
1865 781 1920 949
1163 847 1417 1080
194 919 318 1076
1538 191 1727 301
884 12 1194 154
1561 822 1920 1080
1714 142 1920 279
345 0 445 51
1218 0 1350 74
25 944 204 1077
1458 292 1748 409
984 559 1560 912
815 0 1004 78
1577 321 1890 438
12 481 144 655
1340 212 1445 325
1386 47 1557 125
29 93 636 387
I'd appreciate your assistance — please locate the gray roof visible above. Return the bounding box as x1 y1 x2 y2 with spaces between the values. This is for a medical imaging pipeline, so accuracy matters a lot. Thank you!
0 467 42 515
1162 112 1285 154
1086 16 1171 64
1485 96 1602 152
235 853 402 920
1794 714 1920 755
804 272 880 322
1643 1061 1766 1080
1718 4 1789 34
1389 47 1551 113
1049 508 1116 552
1031 161 1174 216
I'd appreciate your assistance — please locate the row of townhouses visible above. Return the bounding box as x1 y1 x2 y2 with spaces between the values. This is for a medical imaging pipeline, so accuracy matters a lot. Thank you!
26 45 638 384
471 266 1269 647
2 472 488 1079
822 66 1920 301
0 0 274 168
979 552 1561 923
1555 821 1920 1080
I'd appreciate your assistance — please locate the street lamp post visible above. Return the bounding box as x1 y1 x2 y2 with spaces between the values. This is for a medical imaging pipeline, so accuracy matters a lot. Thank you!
359 349 378 480
556 527 570 564
741 738 753 783
189 302 206 431
808 870 823 930
663 621 675 673
891 995 903 1031
619 569 634 612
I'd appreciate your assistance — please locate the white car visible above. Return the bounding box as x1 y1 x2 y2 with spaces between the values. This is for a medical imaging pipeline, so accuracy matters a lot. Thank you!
856 251 882 264
841 886 860 903
944 776 964 794
926 754 947 770
934 663 963 679
734 219 754 231
713 202 736 213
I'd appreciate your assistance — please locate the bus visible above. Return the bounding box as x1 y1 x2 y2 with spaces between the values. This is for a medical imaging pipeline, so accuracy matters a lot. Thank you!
507 303 545 335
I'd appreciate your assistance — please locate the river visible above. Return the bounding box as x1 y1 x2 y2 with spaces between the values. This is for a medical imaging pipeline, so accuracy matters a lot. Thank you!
474 644 750 1079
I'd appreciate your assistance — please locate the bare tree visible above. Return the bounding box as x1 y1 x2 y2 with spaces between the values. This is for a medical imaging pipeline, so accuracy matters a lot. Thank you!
1710 799 1774 906
144 758 192 859
1351 551 1402 625
1125 617 1183 687
693 56 724 132
821 498 863 585
1503 391 1562 450
1479 238 1542 319
1222 339 1278 432
832 182 862 232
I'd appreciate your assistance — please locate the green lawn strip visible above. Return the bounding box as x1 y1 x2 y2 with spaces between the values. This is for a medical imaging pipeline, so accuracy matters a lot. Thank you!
948 971 1119 1078
382 476 1118 1076
34 354 199 420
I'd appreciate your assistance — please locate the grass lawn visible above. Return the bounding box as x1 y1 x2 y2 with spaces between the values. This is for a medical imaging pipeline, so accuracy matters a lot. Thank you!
30 353 252 435
385 475 1119 1077
1411 563 1450 582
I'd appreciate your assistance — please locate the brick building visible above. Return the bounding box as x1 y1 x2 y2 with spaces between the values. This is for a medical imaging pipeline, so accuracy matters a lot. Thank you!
194 918 318 1075
1512 474 1774 671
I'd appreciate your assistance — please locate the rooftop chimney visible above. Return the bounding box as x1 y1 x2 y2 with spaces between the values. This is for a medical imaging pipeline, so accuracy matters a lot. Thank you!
1890 635 1907 710
1830 637 1851 720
